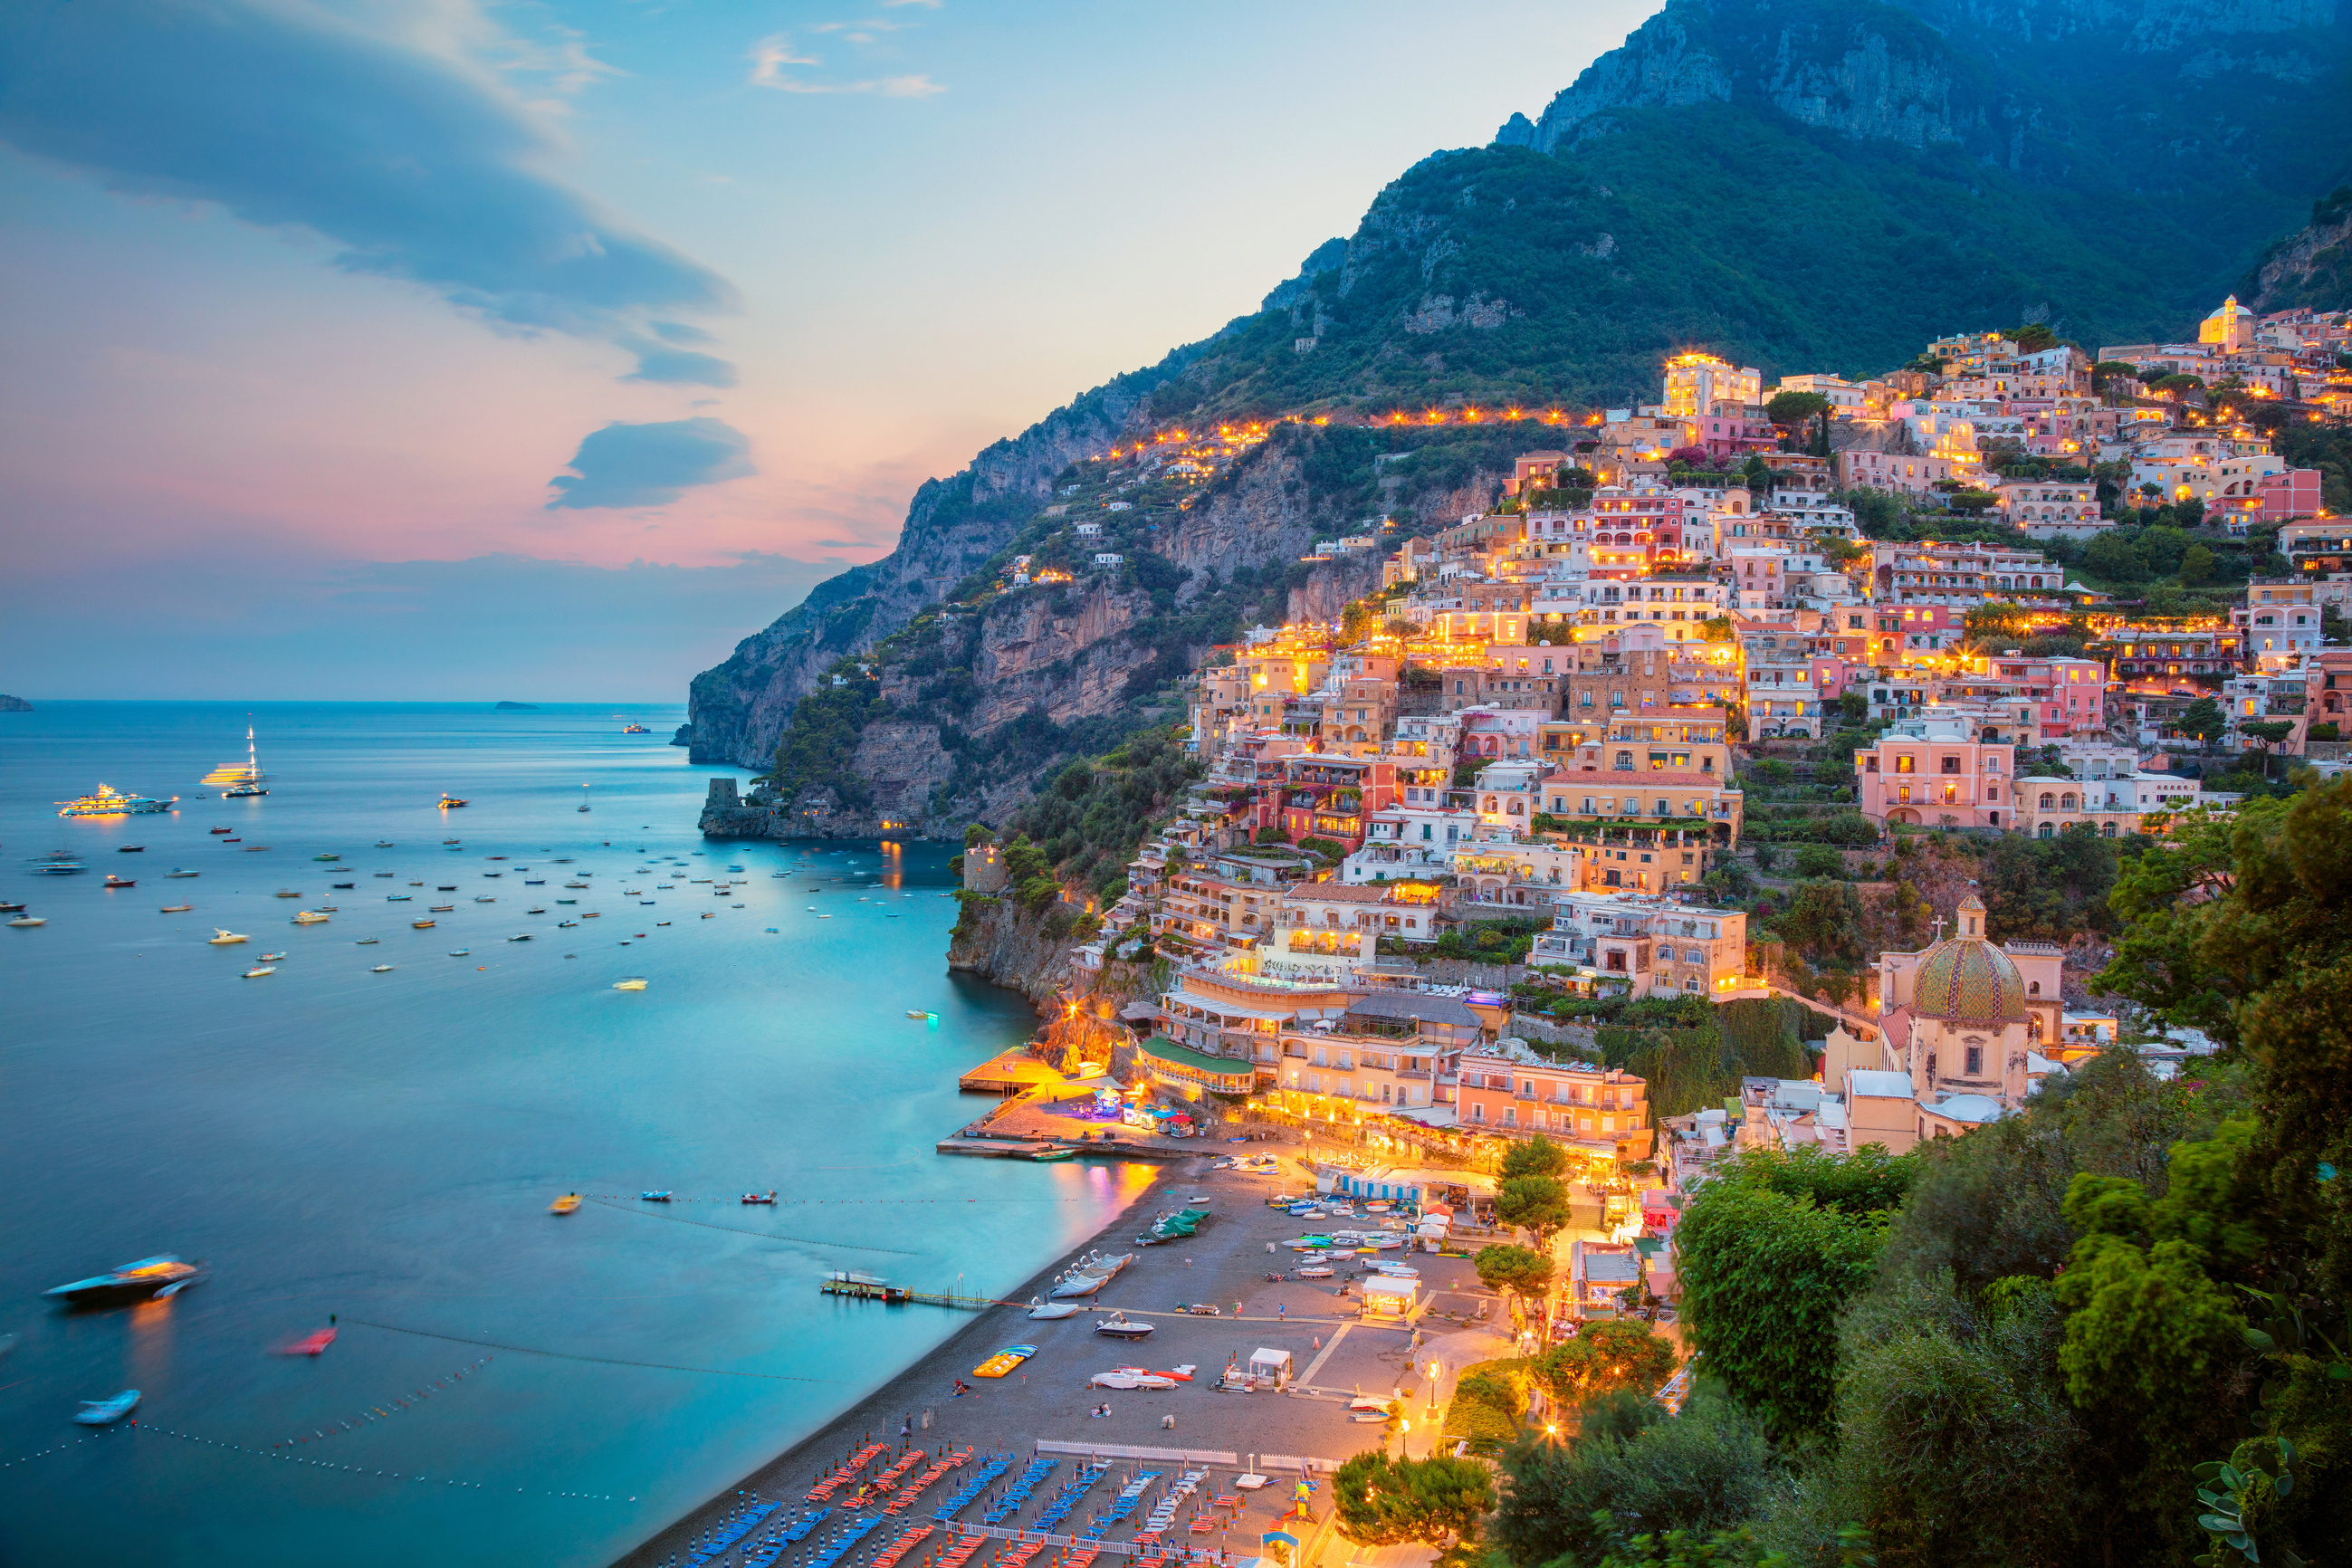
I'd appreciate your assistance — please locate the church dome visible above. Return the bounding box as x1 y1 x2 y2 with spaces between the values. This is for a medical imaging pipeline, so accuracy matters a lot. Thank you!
1914 895 2027 1027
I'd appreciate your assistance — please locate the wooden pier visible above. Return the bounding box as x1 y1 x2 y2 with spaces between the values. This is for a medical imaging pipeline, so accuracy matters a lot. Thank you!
819 1276 995 1311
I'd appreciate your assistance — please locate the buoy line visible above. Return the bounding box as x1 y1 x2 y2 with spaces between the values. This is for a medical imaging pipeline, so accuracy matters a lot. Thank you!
339 1317 845 1383
135 1424 634 1502
2 1432 98 1467
584 1195 919 1255
266 1356 493 1449
587 1193 1098 1206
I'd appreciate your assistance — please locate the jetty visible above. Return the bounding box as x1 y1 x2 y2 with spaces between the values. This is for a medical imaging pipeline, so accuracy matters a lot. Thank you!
819 1276 994 1311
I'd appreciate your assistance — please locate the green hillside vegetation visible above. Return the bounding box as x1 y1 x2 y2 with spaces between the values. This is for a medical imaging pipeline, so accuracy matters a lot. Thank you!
1470 779 2352 1568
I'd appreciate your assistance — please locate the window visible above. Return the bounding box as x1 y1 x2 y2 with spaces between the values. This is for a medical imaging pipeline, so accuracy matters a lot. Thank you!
1896 755 1915 773
1965 1045 1984 1076
1940 756 1961 774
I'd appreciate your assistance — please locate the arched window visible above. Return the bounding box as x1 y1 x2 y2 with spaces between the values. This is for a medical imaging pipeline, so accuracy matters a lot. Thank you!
2038 822 2055 838
2039 792 2056 808
2028 981 2041 996
2061 793 2078 809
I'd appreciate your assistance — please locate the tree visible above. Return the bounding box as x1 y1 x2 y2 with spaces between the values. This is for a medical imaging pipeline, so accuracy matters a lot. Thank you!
2083 531 2149 582
1487 1391 1773 1568
1500 1134 1569 1181
1332 1452 1494 1549
2179 542 2217 584
1766 390 1831 430
1671 1161 1891 1439
1474 1244 1556 1312
1496 1173 1572 1249
1793 844 1846 878
1532 1320 1681 1404
2175 695 2228 751
2240 718 2295 779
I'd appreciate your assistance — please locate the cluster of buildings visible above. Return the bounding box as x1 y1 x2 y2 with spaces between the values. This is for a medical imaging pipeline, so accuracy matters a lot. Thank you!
964 304 2345 1181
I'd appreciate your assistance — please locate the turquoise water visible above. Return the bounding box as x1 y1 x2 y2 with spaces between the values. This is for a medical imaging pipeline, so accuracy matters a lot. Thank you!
0 703 1145 1567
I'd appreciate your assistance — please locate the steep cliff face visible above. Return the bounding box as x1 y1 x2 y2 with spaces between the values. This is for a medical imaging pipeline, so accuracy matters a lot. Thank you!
946 896 1078 1007
684 359 1195 769
2249 185 2352 311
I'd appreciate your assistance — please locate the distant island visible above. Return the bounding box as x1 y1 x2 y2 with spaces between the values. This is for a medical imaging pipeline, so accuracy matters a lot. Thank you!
0 694 31 712
493 701 539 710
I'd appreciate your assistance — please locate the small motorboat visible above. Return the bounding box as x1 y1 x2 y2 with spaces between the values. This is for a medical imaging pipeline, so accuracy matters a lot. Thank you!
103 875 136 888
506 933 531 942
313 853 339 862
1027 1297 1081 1321
411 920 435 929
1032 1147 1077 1162
356 938 379 945
742 1190 777 1205
904 1009 931 1020
1175 1302 1221 1316
1088 1368 1171 1390
370 964 394 973
473 895 495 904
550 1193 582 1215
244 966 275 978
280 1327 338 1356
558 920 578 929
8 915 46 928
210 827 233 835
428 904 454 913
292 911 330 923
448 948 471 957
1296 1266 1334 1278
639 1190 673 1202
166 868 198 878
1093 1314 1154 1340
273 889 300 898
613 978 646 990
387 894 411 902
442 838 460 846
0 901 24 913
73 1391 141 1425
375 841 394 848
206 929 247 945
259 951 286 961
119 846 145 853
159 904 193 913
331 881 354 889
437 795 468 808
973 1344 1037 1378
44 1257 206 1305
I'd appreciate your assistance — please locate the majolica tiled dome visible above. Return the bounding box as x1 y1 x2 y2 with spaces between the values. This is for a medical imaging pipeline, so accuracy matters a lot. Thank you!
1914 895 2027 1027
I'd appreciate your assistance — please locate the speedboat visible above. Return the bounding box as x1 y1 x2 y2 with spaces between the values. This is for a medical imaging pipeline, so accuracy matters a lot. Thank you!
292 911 330 923
1088 1368 1171 1390
0 902 24 913
103 875 136 888
411 920 435 929
259 951 286 961
613 978 646 990
159 904 193 913
448 948 471 957
375 841 394 848
506 932 531 942
44 1256 207 1305
313 853 339 862
904 1009 932 1020
1028 1297 1081 1321
273 889 300 898
437 795 467 808
31 852 85 875
639 1190 673 1202
7 915 45 928
73 1391 142 1425
742 1190 777 1204
281 1327 338 1356
387 894 411 902
206 929 247 945
356 938 378 945
244 966 275 978
370 964 393 973
211 827 233 835
550 1194 582 1215
1093 1314 1154 1340
166 868 197 878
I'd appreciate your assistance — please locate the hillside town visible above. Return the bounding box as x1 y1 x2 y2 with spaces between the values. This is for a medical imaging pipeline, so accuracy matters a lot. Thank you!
962 298 2352 1217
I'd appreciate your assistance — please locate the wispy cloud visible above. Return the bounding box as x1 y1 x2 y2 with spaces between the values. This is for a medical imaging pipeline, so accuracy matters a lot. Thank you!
548 417 755 510
0 0 740 386
498 25 626 95
747 24 942 95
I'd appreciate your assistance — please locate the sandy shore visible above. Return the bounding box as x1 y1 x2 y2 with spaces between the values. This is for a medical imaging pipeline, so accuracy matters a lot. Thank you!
609 1141 1513 1568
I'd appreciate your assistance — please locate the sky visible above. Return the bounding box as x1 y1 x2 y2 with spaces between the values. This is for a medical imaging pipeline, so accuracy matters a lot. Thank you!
0 0 1656 701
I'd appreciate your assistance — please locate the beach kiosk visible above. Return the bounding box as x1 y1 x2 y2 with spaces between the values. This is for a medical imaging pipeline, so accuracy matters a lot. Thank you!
1248 1346 1295 1389
1360 1274 1417 1322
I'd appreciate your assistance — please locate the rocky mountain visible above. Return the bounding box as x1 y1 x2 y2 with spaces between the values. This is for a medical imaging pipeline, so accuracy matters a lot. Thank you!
688 0 2352 832
2249 185 2352 311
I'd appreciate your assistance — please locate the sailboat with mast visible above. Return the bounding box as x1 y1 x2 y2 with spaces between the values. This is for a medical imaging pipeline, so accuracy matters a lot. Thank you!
203 722 270 798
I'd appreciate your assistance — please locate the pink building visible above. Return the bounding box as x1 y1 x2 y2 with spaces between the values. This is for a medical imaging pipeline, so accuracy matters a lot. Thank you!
1987 653 2109 739
1868 604 1965 661
1855 715 2016 829
2256 468 2324 523
1836 449 1965 497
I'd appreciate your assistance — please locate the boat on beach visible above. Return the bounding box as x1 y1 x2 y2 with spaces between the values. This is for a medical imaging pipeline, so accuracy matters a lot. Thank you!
1049 1250 1133 1297
1027 1297 1080 1320
1092 1313 1155 1340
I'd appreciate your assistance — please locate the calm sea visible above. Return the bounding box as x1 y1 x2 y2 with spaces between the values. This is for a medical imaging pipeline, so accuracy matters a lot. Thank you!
0 703 1150 1568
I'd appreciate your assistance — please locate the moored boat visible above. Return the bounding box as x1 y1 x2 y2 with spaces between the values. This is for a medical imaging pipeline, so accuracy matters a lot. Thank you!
7 915 45 928
613 977 646 990
741 1190 777 1204
243 966 275 978
292 911 330 923
280 1328 337 1356
437 794 468 809
44 1256 206 1306
31 852 85 875
206 929 247 944
203 722 270 797
102 875 136 888
57 784 175 817
160 904 192 913
73 1391 141 1425
550 1193 582 1215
